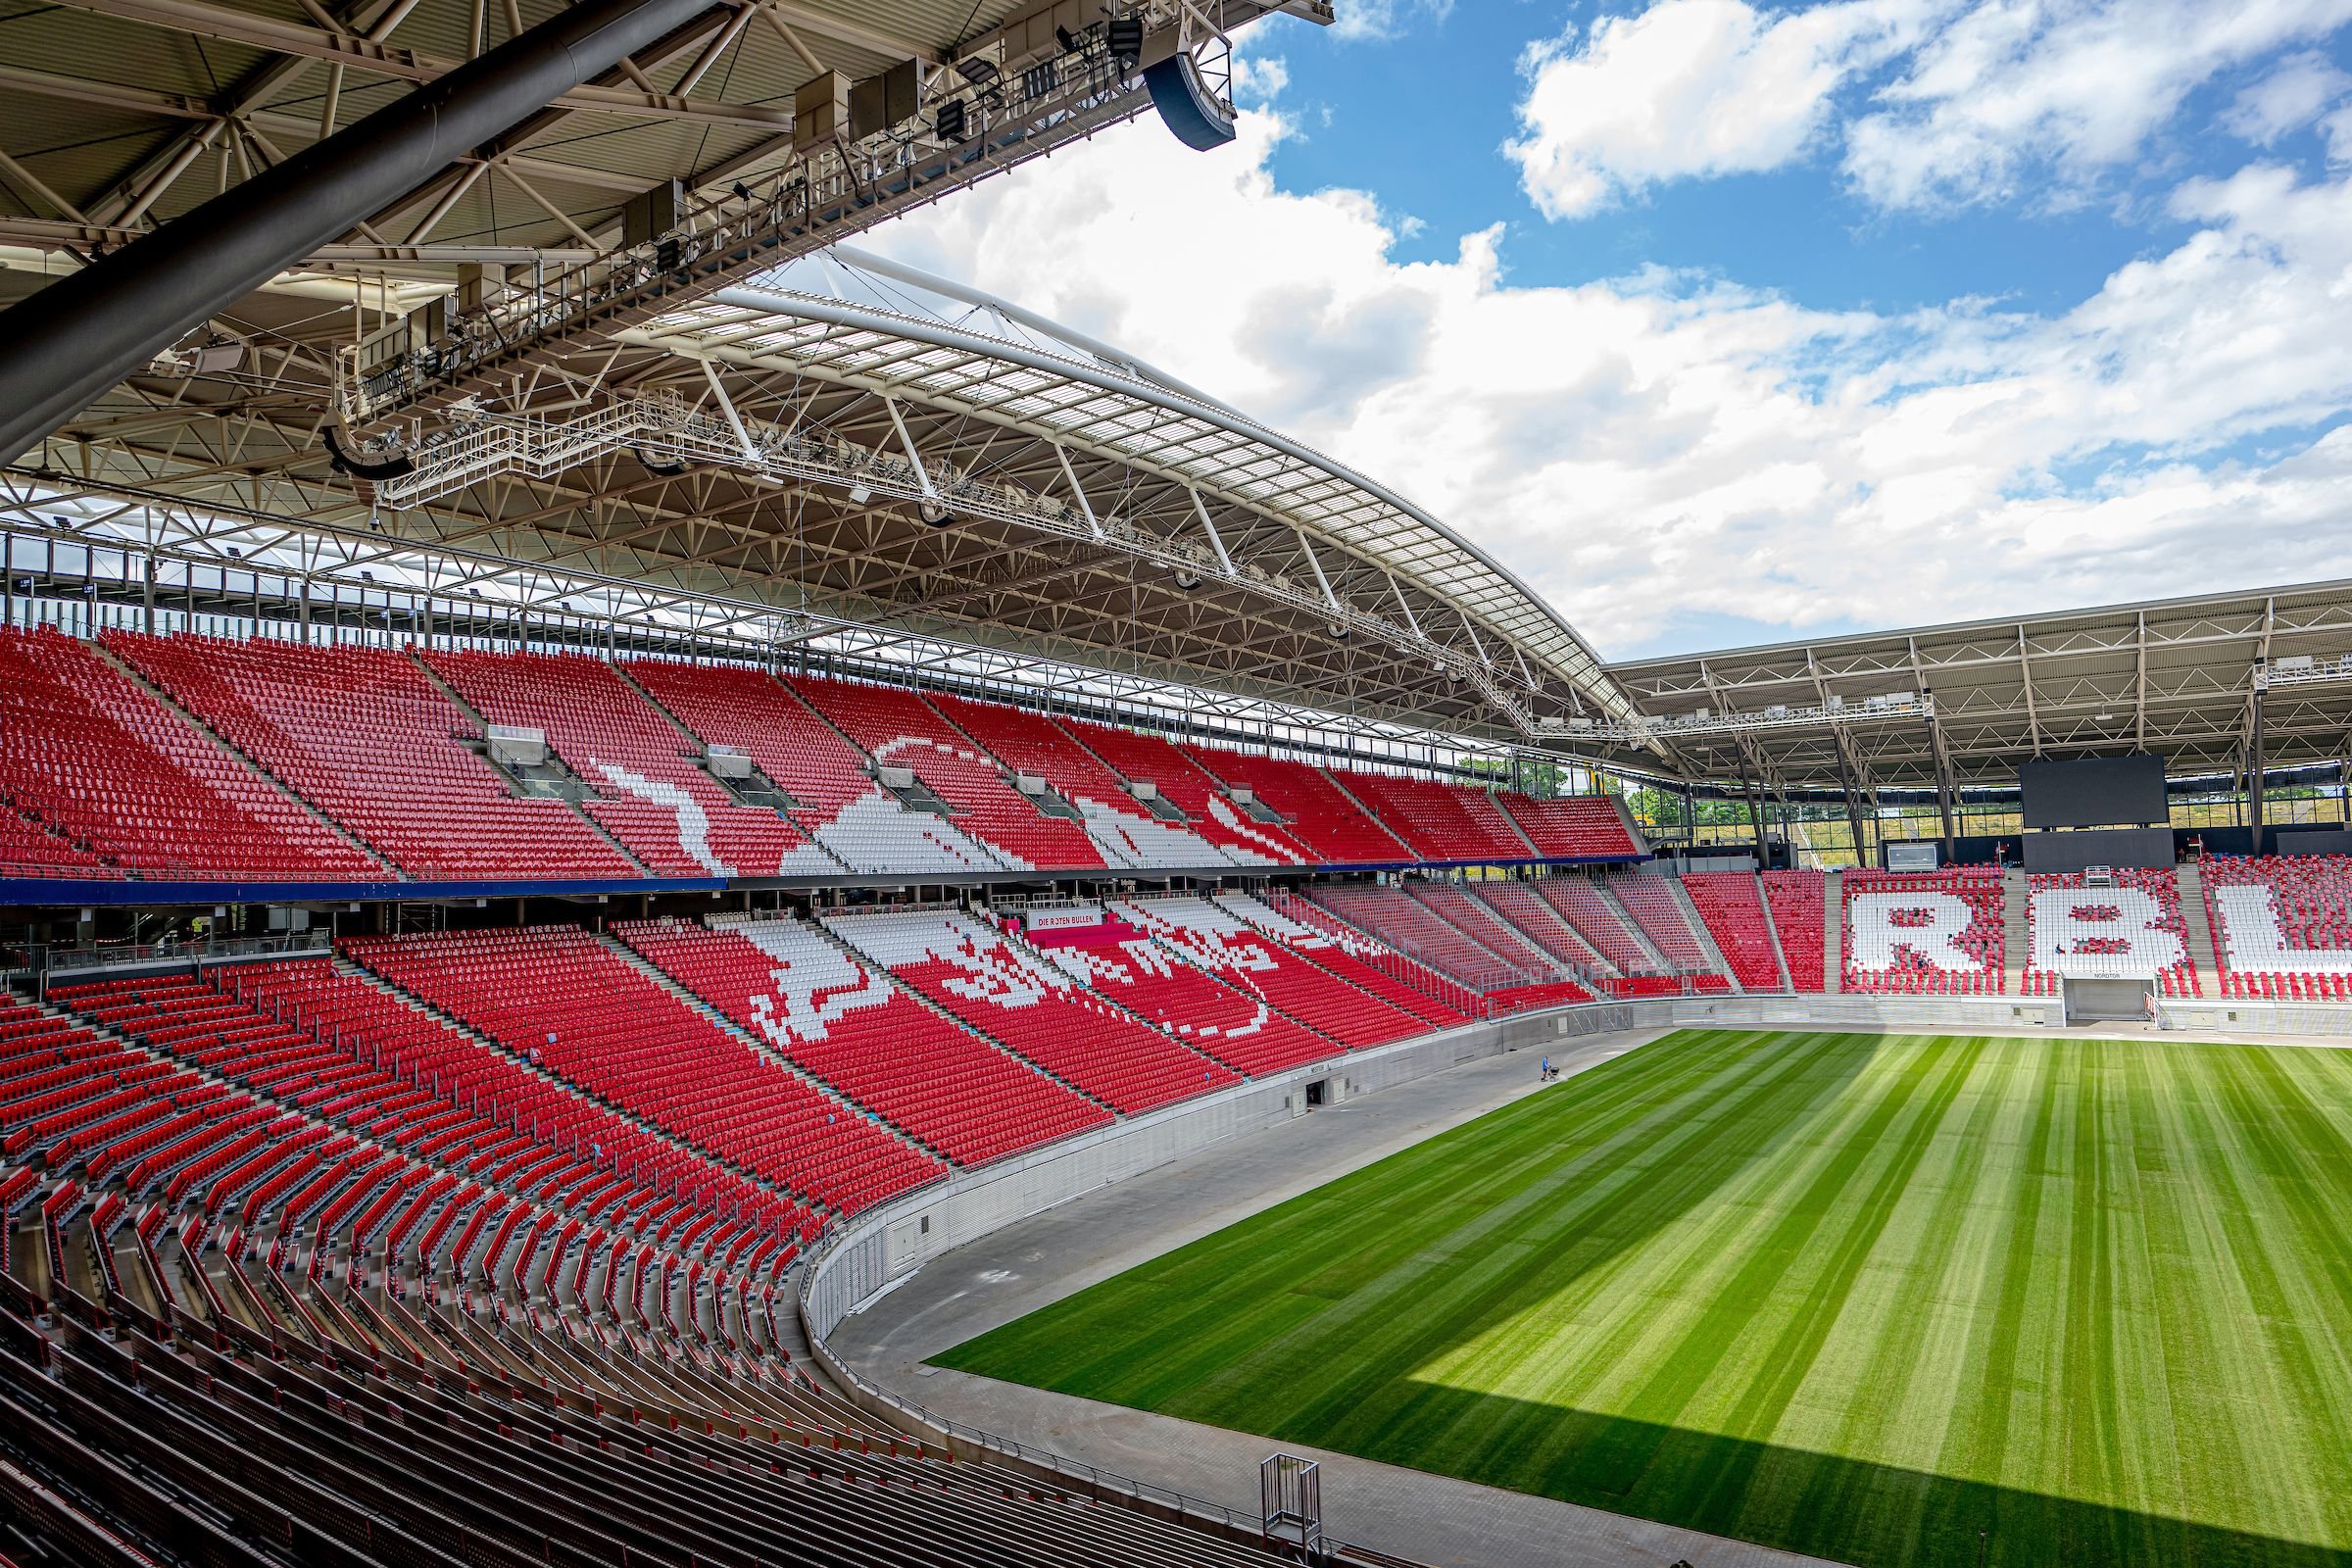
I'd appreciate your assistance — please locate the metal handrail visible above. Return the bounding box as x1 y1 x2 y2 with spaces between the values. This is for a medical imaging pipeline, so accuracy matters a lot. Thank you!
33 930 331 977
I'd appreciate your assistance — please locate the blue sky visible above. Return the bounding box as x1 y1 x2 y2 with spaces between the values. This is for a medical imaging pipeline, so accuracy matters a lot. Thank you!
1254 3 2352 317
879 1 2352 659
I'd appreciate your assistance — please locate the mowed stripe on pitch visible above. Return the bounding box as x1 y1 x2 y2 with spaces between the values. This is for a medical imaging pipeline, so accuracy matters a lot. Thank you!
933 1031 2352 1567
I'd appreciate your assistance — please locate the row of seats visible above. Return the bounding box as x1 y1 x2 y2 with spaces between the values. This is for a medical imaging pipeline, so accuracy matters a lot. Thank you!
1181 746 1413 865
1761 870 1827 991
1110 896 1425 1053
1842 869 2005 994
822 909 1237 1112
1534 877 1658 974
1250 893 1479 1025
1608 874 1716 970
0 804 102 878
0 628 1656 884
1407 883 1572 984
1496 794 1643 858
426 648 819 878
1305 884 1525 990
44 969 810 1322
615 915 1111 1164
1489 979 1596 1011
788 674 1104 871
223 958 811 1261
926 694 1237 870
108 630 636 881
1033 907 1339 1077
1071 725 1315 865
1681 873 1783 989
0 1276 1293 1568
0 626 377 881
1343 771 1533 863
2025 869 2200 996
343 925 943 1214
1465 882 1613 973
2201 855 2352 983
627 659 1006 874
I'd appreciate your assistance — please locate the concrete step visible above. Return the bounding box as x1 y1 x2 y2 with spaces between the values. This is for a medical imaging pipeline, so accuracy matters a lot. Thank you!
2002 868 2031 993
2176 861 2224 995
1752 872 1794 990
1823 869 1843 993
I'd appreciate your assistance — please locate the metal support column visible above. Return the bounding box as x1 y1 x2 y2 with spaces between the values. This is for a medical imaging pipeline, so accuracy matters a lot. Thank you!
1737 747 1769 868
2248 683 2268 856
1833 736 1872 870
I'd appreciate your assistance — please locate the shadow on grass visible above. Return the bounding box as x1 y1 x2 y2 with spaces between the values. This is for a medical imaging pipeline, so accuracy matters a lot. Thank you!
1294 1384 2343 1568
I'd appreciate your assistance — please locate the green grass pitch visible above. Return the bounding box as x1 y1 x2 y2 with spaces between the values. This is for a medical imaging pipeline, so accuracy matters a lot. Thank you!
933 1030 2352 1567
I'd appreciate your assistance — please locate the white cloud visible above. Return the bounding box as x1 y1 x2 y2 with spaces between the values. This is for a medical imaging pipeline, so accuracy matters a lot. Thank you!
1233 52 1291 103
864 113 2352 656
2223 49 2352 144
1507 0 1934 219
1507 0 2352 219
1330 0 1452 43
2328 104 2352 161
1846 0 2352 210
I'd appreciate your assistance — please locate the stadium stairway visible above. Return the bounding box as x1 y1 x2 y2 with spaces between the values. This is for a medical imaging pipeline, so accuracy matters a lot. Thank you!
2176 860 2224 996
90 637 399 877
409 649 658 876
1752 875 1795 989
2002 869 2031 994
594 926 965 1162
1594 881 1674 971
1665 877 1741 991
1823 870 1843 993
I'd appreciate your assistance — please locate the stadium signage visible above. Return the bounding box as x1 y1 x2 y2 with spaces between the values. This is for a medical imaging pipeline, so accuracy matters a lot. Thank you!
2029 888 2185 977
1025 906 1104 933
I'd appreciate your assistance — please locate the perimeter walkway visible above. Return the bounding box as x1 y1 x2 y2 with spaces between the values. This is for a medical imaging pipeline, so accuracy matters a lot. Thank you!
828 1026 1845 1568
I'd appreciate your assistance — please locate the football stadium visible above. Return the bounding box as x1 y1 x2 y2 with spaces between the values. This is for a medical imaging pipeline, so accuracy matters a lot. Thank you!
0 2 2349 1565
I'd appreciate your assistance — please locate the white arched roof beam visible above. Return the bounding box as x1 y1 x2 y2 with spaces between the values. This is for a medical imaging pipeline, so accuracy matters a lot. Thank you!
619 273 1637 726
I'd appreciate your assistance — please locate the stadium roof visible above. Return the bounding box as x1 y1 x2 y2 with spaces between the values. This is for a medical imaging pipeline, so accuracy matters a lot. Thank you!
1607 580 2352 796
0 0 1639 751
1 239 1639 746
0 0 1138 267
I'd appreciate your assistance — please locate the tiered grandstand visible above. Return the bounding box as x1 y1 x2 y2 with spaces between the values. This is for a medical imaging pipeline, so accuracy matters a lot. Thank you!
3 630 1666 888
3 29 2350 1559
